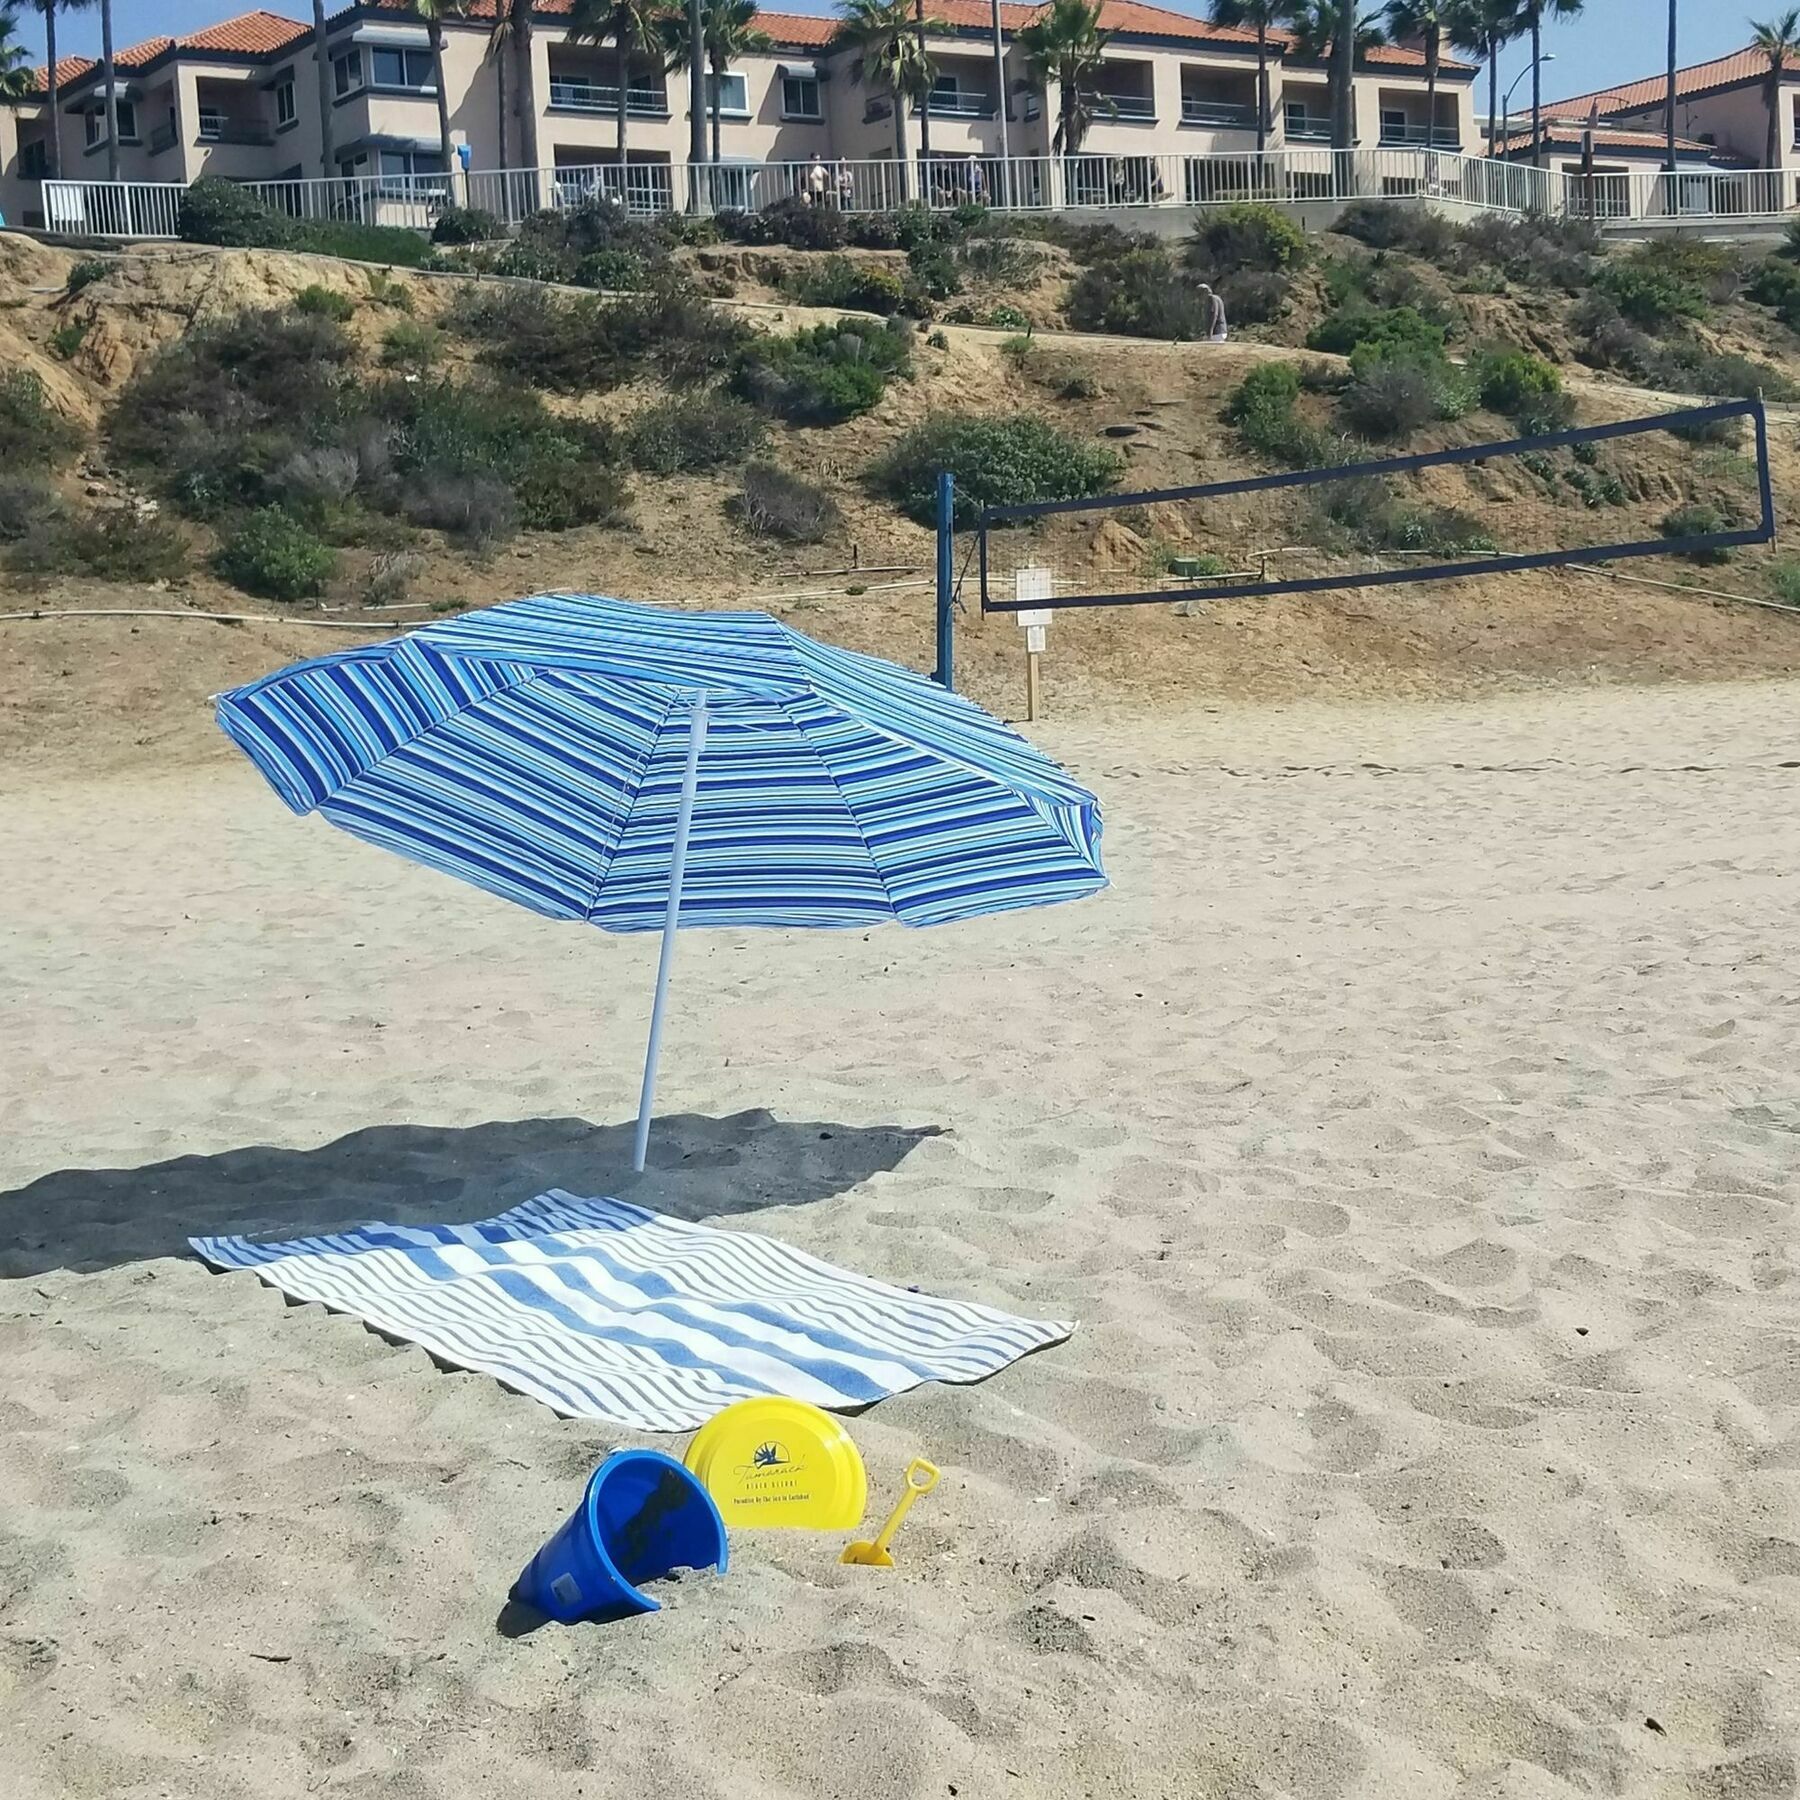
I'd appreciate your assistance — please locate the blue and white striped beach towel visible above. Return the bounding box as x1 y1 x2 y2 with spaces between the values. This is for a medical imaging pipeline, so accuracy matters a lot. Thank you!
191 1192 1073 1432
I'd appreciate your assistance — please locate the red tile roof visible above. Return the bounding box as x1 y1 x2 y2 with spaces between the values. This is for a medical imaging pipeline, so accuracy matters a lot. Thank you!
24 11 311 92
1500 123 1734 157
1552 45 1795 116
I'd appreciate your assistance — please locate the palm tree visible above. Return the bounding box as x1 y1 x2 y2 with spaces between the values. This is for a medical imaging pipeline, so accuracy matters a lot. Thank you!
1280 3 1381 153
98 0 118 180
1383 0 1448 147
1445 0 1522 157
835 0 937 200
485 0 511 168
1017 0 1115 157
572 0 677 171
0 7 34 98
1663 0 1675 171
30 0 93 179
659 0 770 163
1208 0 1280 152
310 0 336 179
1752 10 1800 173
413 0 467 190
1520 0 1582 166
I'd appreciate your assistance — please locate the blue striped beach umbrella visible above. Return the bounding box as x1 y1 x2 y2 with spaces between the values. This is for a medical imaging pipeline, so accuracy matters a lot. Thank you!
217 594 1107 1169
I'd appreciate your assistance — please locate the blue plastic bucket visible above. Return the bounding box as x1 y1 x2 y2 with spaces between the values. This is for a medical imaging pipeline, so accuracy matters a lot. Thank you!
514 1449 729 1624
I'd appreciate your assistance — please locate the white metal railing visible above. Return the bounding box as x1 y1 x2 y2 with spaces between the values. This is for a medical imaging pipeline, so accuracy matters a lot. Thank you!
546 79 669 116
33 150 1800 243
1181 99 1257 129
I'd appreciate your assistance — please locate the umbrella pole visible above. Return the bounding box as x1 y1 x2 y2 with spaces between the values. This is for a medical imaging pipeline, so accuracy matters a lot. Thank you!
633 691 709 1173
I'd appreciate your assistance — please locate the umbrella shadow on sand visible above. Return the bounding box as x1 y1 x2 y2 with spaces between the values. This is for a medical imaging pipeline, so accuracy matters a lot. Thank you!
0 1109 943 1280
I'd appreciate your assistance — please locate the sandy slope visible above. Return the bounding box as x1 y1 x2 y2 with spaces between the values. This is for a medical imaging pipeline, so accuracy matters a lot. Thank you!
2 678 1797 1799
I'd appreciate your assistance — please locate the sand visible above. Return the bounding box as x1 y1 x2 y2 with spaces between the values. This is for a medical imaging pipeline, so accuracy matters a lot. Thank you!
2 677 1798 1800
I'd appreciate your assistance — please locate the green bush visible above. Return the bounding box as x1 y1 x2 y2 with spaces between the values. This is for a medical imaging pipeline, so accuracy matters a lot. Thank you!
380 319 444 371
431 206 502 245
1308 303 1446 363
178 177 288 247
216 506 337 600
1066 246 1211 339
1659 502 1734 564
1191 203 1309 273
1472 346 1560 417
626 392 767 474
295 284 356 321
49 320 87 360
6 505 189 582
399 471 518 549
1310 475 1496 556
1594 248 1708 328
781 256 908 314
1454 213 1599 291
577 247 650 290
906 241 962 300
732 195 850 252
734 318 912 424
1331 201 1457 263
0 370 83 468
514 458 633 531
1216 268 1291 326
870 413 1122 526
1224 362 1349 468
1340 363 1439 440
65 258 113 295
1768 561 1800 608
728 461 842 542
290 219 432 267
955 236 1046 287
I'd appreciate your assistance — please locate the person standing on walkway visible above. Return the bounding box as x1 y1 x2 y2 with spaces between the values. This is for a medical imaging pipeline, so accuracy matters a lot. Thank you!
1197 283 1228 343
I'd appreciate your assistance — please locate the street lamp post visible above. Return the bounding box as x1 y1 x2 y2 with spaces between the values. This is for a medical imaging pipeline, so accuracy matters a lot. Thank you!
1498 51 1554 141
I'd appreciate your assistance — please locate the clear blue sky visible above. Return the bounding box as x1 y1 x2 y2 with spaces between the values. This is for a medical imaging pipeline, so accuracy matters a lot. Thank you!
16 0 1759 107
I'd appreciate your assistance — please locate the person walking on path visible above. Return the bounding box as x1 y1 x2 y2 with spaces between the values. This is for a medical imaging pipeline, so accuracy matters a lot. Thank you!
1197 282 1229 343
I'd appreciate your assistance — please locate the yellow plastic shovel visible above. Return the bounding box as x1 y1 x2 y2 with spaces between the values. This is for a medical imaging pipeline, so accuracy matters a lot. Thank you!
839 1459 939 1567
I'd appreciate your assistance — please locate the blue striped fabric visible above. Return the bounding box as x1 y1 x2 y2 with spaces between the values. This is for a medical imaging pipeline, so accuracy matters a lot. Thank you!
215 594 1106 930
191 1193 1075 1430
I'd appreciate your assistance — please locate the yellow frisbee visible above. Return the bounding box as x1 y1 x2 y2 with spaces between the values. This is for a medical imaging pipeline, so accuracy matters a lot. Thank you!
683 1397 868 1531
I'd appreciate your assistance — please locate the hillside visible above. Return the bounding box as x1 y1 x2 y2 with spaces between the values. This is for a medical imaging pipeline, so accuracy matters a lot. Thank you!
3 216 1799 779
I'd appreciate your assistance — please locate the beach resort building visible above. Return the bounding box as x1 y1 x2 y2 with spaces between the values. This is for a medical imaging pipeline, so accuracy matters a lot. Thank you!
0 1 1477 229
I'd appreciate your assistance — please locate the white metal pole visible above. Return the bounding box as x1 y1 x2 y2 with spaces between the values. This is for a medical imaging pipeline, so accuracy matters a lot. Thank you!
632 691 709 1173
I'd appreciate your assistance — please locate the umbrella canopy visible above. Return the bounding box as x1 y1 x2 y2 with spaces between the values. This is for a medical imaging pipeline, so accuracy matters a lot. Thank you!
217 594 1106 1164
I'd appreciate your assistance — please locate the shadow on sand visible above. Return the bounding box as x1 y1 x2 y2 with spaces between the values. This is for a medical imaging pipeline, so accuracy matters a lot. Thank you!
0 1108 942 1280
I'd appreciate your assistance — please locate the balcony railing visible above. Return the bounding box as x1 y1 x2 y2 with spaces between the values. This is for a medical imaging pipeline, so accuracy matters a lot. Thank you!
913 91 998 118
1098 93 1155 121
1379 123 1462 148
547 79 669 116
1181 99 1257 129
197 113 273 146
1285 117 1333 142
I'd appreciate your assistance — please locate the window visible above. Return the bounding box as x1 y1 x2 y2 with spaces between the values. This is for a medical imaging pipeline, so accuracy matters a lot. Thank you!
84 100 138 145
19 137 48 178
378 148 447 190
332 49 360 96
780 73 820 119
1380 107 1406 134
85 110 102 147
370 47 435 90
275 77 297 128
705 70 749 115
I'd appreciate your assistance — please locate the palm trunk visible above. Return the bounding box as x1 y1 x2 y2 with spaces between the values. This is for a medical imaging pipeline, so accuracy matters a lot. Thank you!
1664 0 1676 171
1768 73 1780 175
1487 45 1498 158
45 1 62 181
1255 22 1268 155
1425 26 1439 149
515 3 538 177
1530 8 1543 168
710 53 723 164
615 16 630 176
914 0 932 173
430 20 454 194
100 0 119 183
891 80 909 201
311 0 335 179
496 42 509 171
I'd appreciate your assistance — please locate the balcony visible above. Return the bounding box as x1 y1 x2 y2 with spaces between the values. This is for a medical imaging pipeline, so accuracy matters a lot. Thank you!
1181 98 1257 129
1098 93 1156 121
1378 122 1461 148
913 89 998 119
1285 116 1333 142
197 110 272 146
547 79 669 117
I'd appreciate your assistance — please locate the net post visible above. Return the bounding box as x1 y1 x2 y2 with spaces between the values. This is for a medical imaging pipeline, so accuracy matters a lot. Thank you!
934 471 955 691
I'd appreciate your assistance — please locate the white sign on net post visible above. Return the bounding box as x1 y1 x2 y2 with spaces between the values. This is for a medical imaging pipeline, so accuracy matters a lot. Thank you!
1014 567 1053 720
